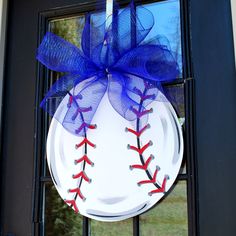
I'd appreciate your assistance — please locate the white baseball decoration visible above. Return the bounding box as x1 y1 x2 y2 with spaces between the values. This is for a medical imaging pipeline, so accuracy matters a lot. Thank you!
46 75 183 222
37 0 184 222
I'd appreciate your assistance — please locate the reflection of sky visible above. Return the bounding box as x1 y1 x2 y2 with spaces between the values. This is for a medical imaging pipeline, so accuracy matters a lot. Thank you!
91 0 182 73
142 0 182 73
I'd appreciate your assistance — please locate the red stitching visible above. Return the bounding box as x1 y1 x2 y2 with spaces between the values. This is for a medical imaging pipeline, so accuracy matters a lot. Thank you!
72 106 93 121
66 95 96 211
149 175 169 195
72 171 91 183
133 87 143 97
75 155 94 166
128 141 152 155
65 199 79 213
137 167 159 186
75 122 97 135
141 94 156 101
130 107 153 118
125 124 150 137
67 93 82 108
144 80 156 89
127 83 169 194
88 124 97 129
67 95 73 108
75 137 96 149
78 106 92 113
133 87 155 101
130 155 154 170
68 188 86 201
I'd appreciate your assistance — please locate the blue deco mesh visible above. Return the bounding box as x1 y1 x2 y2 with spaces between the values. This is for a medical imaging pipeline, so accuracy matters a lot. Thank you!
37 1 180 136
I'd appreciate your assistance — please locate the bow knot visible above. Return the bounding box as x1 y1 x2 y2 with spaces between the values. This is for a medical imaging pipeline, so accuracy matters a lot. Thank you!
37 2 179 136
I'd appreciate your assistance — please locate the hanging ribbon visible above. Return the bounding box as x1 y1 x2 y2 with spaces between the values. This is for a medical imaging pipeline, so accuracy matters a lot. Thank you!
37 1 180 136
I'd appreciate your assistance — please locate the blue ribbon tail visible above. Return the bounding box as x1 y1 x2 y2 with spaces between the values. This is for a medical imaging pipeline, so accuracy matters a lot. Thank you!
62 75 107 136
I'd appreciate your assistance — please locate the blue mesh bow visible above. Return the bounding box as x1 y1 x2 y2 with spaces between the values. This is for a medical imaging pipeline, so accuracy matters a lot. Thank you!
37 2 179 136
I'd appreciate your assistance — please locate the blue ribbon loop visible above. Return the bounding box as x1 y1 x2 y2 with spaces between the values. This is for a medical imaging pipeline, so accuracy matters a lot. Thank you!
37 2 180 136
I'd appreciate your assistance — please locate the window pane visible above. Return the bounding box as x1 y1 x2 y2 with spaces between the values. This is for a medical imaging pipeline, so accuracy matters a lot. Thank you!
165 83 185 119
140 181 188 236
42 16 86 178
142 0 182 75
180 159 187 175
49 15 85 48
44 183 83 236
165 83 186 175
42 2 187 235
90 218 133 236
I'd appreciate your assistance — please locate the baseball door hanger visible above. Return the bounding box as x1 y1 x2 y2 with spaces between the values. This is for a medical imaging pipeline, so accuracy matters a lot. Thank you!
37 1 184 222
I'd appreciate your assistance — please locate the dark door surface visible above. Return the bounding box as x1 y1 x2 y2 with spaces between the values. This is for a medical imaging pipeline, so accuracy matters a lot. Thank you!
0 0 236 236
0 2 95 236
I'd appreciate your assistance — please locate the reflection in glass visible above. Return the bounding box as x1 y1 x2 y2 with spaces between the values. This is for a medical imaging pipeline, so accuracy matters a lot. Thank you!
50 15 85 49
90 218 133 236
42 1 187 235
142 0 182 74
165 83 185 118
164 83 186 175
44 183 83 236
140 181 188 236
180 158 187 174
43 16 86 178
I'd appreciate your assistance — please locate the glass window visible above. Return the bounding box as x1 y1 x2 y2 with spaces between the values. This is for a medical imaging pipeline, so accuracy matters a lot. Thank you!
36 0 195 235
44 183 83 236
90 219 133 236
142 0 182 74
140 181 188 236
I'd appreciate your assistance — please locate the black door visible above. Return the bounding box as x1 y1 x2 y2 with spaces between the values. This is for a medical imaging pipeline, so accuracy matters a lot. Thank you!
0 0 235 236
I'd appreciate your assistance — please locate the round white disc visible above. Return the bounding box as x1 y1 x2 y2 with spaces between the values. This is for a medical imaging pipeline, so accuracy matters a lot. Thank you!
47 80 183 222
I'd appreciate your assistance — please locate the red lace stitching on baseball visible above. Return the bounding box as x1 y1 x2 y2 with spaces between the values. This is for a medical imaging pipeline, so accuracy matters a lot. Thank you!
72 106 92 121
130 107 153 118
68 188 85 200
149 175 169 196
75 122 96 135
128 141 152 155
72 171 91 182
75 137 96 148
137 167 159 185
64 199 79 213
130 154 154 170
67 95 73 108
127 81 169 195
133 87 156 101
75 155 94 166
67 92 82 108
65 94 96 212
125 124 150 137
